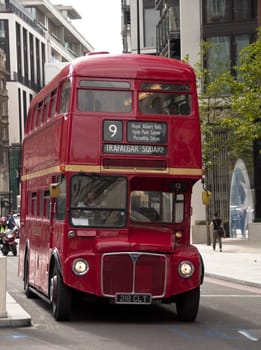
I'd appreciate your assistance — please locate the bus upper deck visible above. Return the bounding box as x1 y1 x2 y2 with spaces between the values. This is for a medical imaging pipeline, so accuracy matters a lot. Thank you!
23 53 201 179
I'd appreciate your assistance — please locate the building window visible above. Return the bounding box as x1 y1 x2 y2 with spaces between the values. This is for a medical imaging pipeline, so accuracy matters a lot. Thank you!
16 22 22 78
207 35 231 74
234 0 252 20
205 33 253 75
144 7 158 47
205 0 229 23
235 34 250 66
36 38 40 87
204 0 255 23
143 0 159 48
23 28 28 81
0 20 5 38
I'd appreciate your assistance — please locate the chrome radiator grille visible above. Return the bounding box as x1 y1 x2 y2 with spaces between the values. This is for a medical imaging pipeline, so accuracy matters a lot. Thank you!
101 252 167 297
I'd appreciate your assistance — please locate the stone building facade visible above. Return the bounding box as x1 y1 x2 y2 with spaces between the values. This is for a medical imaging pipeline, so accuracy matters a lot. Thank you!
0 48 9 216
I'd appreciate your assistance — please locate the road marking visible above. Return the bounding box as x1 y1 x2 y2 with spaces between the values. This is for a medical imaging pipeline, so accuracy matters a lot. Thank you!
169 327 259 342
0 333 28 340
202 294 261 297
238 329 258 341
169 327 235 340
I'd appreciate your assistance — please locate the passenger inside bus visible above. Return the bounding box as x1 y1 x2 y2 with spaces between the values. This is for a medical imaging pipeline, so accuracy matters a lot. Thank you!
150 96 162 114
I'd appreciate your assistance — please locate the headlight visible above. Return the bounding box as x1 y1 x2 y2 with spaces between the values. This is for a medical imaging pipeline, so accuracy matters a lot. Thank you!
72 258 89 276
178 261 194 278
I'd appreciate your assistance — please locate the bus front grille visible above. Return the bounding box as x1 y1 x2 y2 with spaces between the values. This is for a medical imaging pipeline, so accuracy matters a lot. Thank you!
101 252 167 297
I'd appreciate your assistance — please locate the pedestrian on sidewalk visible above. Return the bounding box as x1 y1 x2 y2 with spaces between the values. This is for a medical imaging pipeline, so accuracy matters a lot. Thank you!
210 212 224 252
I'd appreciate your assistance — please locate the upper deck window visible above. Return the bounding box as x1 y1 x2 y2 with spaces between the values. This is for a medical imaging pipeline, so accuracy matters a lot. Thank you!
140 83 190 91
77 80 132 113
139 82 192 116
80 81 130 89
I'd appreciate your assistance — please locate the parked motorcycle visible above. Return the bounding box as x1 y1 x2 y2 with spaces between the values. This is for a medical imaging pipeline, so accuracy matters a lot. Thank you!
0 228 17 256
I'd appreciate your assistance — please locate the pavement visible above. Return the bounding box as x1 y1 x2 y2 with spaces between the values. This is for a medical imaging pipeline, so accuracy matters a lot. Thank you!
196 238 261 289
0 237 260 327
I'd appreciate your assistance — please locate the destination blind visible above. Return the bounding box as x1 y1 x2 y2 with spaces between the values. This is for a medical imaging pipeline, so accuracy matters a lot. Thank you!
103 121 167 155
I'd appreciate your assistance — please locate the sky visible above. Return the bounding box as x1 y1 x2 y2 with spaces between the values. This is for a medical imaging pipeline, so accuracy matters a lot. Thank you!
50 0 123 53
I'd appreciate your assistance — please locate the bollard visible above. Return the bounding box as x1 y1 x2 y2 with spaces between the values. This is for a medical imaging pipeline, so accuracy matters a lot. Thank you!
0 256 7 318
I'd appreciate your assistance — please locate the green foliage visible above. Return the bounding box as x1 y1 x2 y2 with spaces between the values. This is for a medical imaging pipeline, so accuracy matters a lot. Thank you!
195 31 261 169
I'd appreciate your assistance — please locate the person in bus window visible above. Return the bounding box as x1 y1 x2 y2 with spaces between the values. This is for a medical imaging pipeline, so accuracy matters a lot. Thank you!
167 100 179 115
94 210 110 226
150 96 162 114
180 102 190 115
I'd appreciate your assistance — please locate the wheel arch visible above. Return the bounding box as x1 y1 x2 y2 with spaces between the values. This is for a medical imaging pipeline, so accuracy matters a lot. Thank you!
199 253 205 284
48 248 62 297
23 239 30 280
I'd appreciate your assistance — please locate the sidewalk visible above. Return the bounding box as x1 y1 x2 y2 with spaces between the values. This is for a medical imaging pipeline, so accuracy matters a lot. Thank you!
0 292 31 327
195 238 261 288
0 238 260 327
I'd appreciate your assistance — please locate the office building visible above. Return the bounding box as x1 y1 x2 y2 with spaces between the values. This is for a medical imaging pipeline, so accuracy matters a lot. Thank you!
0 0 93 211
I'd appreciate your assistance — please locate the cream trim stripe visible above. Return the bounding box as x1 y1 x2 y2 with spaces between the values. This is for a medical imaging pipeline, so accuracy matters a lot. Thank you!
21 164 202 181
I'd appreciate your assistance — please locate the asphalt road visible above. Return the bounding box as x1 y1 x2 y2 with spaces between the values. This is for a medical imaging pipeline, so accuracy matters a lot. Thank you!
1 255 261 350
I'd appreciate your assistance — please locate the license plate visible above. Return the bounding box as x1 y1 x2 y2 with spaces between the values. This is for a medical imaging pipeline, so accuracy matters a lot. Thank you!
115 293 152 304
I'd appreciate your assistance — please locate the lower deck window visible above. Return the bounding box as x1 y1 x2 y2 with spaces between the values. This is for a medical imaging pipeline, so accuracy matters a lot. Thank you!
130 191 184 223
70 175 127 227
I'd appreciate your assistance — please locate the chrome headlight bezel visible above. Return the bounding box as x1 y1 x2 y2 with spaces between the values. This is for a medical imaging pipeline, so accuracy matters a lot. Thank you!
178 261 195 278
72 258 89 276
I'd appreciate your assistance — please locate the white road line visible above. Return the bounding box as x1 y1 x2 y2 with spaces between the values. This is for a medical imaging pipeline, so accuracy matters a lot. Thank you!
238 329 259 341
202 294 261 297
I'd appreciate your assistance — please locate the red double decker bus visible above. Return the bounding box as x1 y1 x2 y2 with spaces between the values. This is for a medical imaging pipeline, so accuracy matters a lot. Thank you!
18 53 204 322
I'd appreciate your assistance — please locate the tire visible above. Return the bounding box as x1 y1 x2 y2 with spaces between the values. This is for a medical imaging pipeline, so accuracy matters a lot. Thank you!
49 265 72 321
24 256 36 298
176 287 200 322
11 244 17 256
2 245 9 256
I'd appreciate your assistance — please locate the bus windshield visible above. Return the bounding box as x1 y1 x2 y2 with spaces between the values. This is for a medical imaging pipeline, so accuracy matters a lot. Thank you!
70 175 127 227
130 191 184 224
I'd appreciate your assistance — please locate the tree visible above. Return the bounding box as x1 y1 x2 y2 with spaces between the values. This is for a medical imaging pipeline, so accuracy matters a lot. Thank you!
222 28 261 162
193 28 261 220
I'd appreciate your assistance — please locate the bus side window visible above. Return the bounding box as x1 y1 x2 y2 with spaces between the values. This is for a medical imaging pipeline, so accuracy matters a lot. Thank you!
174 194 184 223
42 96 49 122
30 192 37 217
44 191 50 219
58 80 71 114
49 89 57 118
78 90 94 111
56 178 66 221
39 191 44 218
34 102 43 129
26 108 33 133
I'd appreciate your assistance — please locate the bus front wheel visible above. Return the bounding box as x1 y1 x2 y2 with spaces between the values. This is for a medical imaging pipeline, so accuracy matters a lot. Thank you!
50 265 72 321
175 287 200 322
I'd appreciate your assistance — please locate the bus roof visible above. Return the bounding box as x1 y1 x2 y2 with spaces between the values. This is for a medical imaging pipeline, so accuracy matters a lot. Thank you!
34 54 195 102
68 53 196 81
